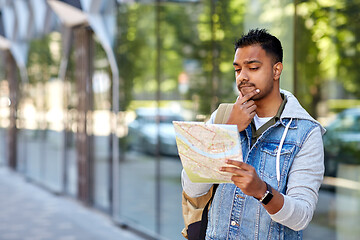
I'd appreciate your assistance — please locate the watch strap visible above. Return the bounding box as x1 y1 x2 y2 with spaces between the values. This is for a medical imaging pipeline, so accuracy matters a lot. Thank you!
259 182 273 205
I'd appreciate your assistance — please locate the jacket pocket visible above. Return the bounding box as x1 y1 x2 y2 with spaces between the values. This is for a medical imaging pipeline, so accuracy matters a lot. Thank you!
259 142 295 181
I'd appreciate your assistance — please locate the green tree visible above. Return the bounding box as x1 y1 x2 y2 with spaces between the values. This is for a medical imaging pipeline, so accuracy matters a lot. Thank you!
336 0 360 98
27 34 59 84
187 0 246 114
295 0 360 117
115 0 246 115
116 3 157 110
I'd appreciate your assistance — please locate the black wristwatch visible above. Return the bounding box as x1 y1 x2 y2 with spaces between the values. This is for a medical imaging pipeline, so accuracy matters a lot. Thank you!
257 182 273 205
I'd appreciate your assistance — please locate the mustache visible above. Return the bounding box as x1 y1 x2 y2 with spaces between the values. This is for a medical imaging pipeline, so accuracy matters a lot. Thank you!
237 82 256 92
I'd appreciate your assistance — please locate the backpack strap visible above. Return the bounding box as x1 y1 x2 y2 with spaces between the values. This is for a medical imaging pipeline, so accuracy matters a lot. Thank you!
214 103 234 124
198 184 218 239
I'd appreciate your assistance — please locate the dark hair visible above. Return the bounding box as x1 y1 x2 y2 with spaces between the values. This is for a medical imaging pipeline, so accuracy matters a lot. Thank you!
234 28 283 63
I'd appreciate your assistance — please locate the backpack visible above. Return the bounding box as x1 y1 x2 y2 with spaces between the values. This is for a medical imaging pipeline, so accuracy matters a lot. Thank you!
181 103 234 240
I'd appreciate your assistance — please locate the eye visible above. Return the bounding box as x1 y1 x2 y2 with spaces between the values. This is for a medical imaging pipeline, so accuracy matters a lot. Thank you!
249 67 259 70
234 69 241 73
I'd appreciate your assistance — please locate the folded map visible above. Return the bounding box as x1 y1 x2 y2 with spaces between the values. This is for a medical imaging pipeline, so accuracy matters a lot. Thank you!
173 121 243 183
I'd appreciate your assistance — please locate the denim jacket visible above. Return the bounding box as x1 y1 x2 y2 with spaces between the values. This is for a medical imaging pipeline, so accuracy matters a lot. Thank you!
204 90 325 240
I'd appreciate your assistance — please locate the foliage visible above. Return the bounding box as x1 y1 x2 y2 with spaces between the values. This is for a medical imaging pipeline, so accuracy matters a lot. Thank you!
25 33 61 113
295 0 360 117
187 0 246 113
115 1 247 115
116 3 156 110
23 0 360 119
27 33 60 84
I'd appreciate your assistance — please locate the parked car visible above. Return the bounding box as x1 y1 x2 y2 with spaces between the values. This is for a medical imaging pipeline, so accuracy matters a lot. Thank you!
323 107 360 177
127 108 184 156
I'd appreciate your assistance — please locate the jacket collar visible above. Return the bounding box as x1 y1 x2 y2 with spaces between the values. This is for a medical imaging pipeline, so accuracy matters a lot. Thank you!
280 89 326 135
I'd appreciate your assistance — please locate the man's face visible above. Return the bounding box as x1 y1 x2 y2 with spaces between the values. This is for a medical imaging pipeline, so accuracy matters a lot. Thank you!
233 45 280 101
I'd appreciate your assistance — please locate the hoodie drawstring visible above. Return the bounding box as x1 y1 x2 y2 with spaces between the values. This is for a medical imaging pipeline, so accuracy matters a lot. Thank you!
276 118 293 186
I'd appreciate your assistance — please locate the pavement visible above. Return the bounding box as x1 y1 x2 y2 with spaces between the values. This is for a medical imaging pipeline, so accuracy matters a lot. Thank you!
0 163 338 240
0 166 147 240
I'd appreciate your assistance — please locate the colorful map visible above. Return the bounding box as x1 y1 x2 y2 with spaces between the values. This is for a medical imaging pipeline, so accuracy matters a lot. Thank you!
173 121 243 183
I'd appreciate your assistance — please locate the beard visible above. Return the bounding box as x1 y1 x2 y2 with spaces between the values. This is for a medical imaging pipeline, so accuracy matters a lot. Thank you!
237 80 273 101
238 82 256 96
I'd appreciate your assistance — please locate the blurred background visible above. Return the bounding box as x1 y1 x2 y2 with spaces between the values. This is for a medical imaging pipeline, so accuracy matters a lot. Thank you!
0 0 359 239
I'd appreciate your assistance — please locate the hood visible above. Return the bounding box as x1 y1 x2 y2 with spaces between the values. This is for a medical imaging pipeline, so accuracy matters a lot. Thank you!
281 89 326 135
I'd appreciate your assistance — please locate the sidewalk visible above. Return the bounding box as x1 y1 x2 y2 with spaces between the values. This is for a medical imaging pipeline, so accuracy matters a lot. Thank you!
0 167 146 240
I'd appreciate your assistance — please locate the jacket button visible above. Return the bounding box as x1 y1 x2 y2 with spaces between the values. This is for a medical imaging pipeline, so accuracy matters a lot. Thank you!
231 221 237 226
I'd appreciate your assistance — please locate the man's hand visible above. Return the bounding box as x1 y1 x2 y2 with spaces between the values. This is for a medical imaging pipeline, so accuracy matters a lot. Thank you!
220 159 266 199
220 159 284 214
226 89 260 132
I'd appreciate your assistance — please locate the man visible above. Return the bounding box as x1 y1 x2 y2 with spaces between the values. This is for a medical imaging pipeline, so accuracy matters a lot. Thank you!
181 29 325 239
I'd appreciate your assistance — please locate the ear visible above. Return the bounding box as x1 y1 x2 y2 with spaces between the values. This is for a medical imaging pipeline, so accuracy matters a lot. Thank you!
273 62 283 81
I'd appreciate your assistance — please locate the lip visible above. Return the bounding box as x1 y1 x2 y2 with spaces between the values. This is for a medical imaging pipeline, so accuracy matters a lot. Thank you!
238 82 255 88
239 85 256 96
238 83 255 91
240 85 255 89
239 85 256 91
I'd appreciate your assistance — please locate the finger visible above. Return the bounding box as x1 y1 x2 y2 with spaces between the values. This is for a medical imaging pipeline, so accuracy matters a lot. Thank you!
247 104 257 113
238 101 256 118
231 175 245 183
240 89 260 104
219 166 246 175
235 99 256 112
238 89 244 98
225 159 243 167
242 100 256 110
226 160 253 171
247 105 257 117
249 111 256 119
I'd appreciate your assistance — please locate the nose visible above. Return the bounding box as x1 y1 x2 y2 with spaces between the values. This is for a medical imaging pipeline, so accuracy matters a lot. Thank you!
236 70 249 84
